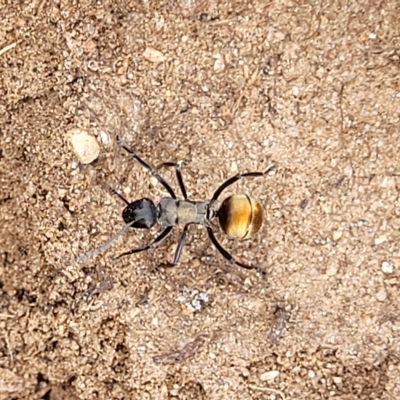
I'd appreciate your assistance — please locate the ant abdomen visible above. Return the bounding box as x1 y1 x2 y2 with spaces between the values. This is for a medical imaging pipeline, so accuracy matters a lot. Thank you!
217 194 263 239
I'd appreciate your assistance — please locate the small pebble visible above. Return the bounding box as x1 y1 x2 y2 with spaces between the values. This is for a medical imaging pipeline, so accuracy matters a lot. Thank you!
142 47 166 63
214 53 225 73
332 230 343 241
230 161 238 173
326 263 338 276
381 261 394 274
374 236 387 246
332 376 343 385
69 129 100 164
150 176 159 187
362 314 372 324
260 370 280 381
376 288 387 302
26 181 36 196
71 161 79 169
100 130 110 145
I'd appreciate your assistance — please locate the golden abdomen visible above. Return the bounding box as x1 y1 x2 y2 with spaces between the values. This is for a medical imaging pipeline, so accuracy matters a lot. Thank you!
217 194 263 239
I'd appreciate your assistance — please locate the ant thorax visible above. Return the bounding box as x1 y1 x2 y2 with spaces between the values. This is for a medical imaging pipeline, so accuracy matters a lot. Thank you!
158 198 209 227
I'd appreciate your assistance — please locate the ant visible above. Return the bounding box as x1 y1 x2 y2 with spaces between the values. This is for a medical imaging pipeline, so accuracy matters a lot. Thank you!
76 140 275 272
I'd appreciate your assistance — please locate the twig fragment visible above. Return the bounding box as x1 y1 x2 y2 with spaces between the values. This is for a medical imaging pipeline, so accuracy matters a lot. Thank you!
0 42 17 56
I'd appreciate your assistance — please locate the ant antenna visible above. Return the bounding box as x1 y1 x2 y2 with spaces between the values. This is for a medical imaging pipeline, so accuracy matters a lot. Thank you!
73 220 135 263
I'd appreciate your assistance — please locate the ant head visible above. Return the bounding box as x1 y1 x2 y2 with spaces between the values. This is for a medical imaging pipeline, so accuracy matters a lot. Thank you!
217 194 263 239
122 198 158 229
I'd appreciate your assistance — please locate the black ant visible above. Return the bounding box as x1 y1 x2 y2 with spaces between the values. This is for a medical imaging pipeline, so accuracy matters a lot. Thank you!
76 140 275 272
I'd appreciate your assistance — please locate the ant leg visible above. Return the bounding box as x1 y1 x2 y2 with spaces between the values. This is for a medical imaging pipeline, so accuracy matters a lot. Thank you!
117 139 177 199
211 165 276 203
158 162 188 199
112 226 173 261
170 224 189 265
207 227 266 274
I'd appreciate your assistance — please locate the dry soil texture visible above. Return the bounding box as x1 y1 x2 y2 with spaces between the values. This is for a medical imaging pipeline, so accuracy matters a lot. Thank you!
1 1 400 399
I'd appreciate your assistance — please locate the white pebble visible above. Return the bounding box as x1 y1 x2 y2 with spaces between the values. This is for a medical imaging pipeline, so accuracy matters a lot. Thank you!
100 130 110 145
26 181 36 196
142 47 166 63
150 176 159 187
260 370 280 381
332 230 343 241
71 161 79 169
333 376 342 384
374 236 387 246
230 161 238 173
376 288 387 302
213 53 225 73
381 261 394 274
69 129 100 164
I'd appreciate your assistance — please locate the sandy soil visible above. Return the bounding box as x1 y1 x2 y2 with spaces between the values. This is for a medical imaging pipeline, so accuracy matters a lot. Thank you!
1 1 400 399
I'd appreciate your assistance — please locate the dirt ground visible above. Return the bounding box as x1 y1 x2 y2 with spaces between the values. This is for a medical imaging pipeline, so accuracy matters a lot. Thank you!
1 0 400 399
